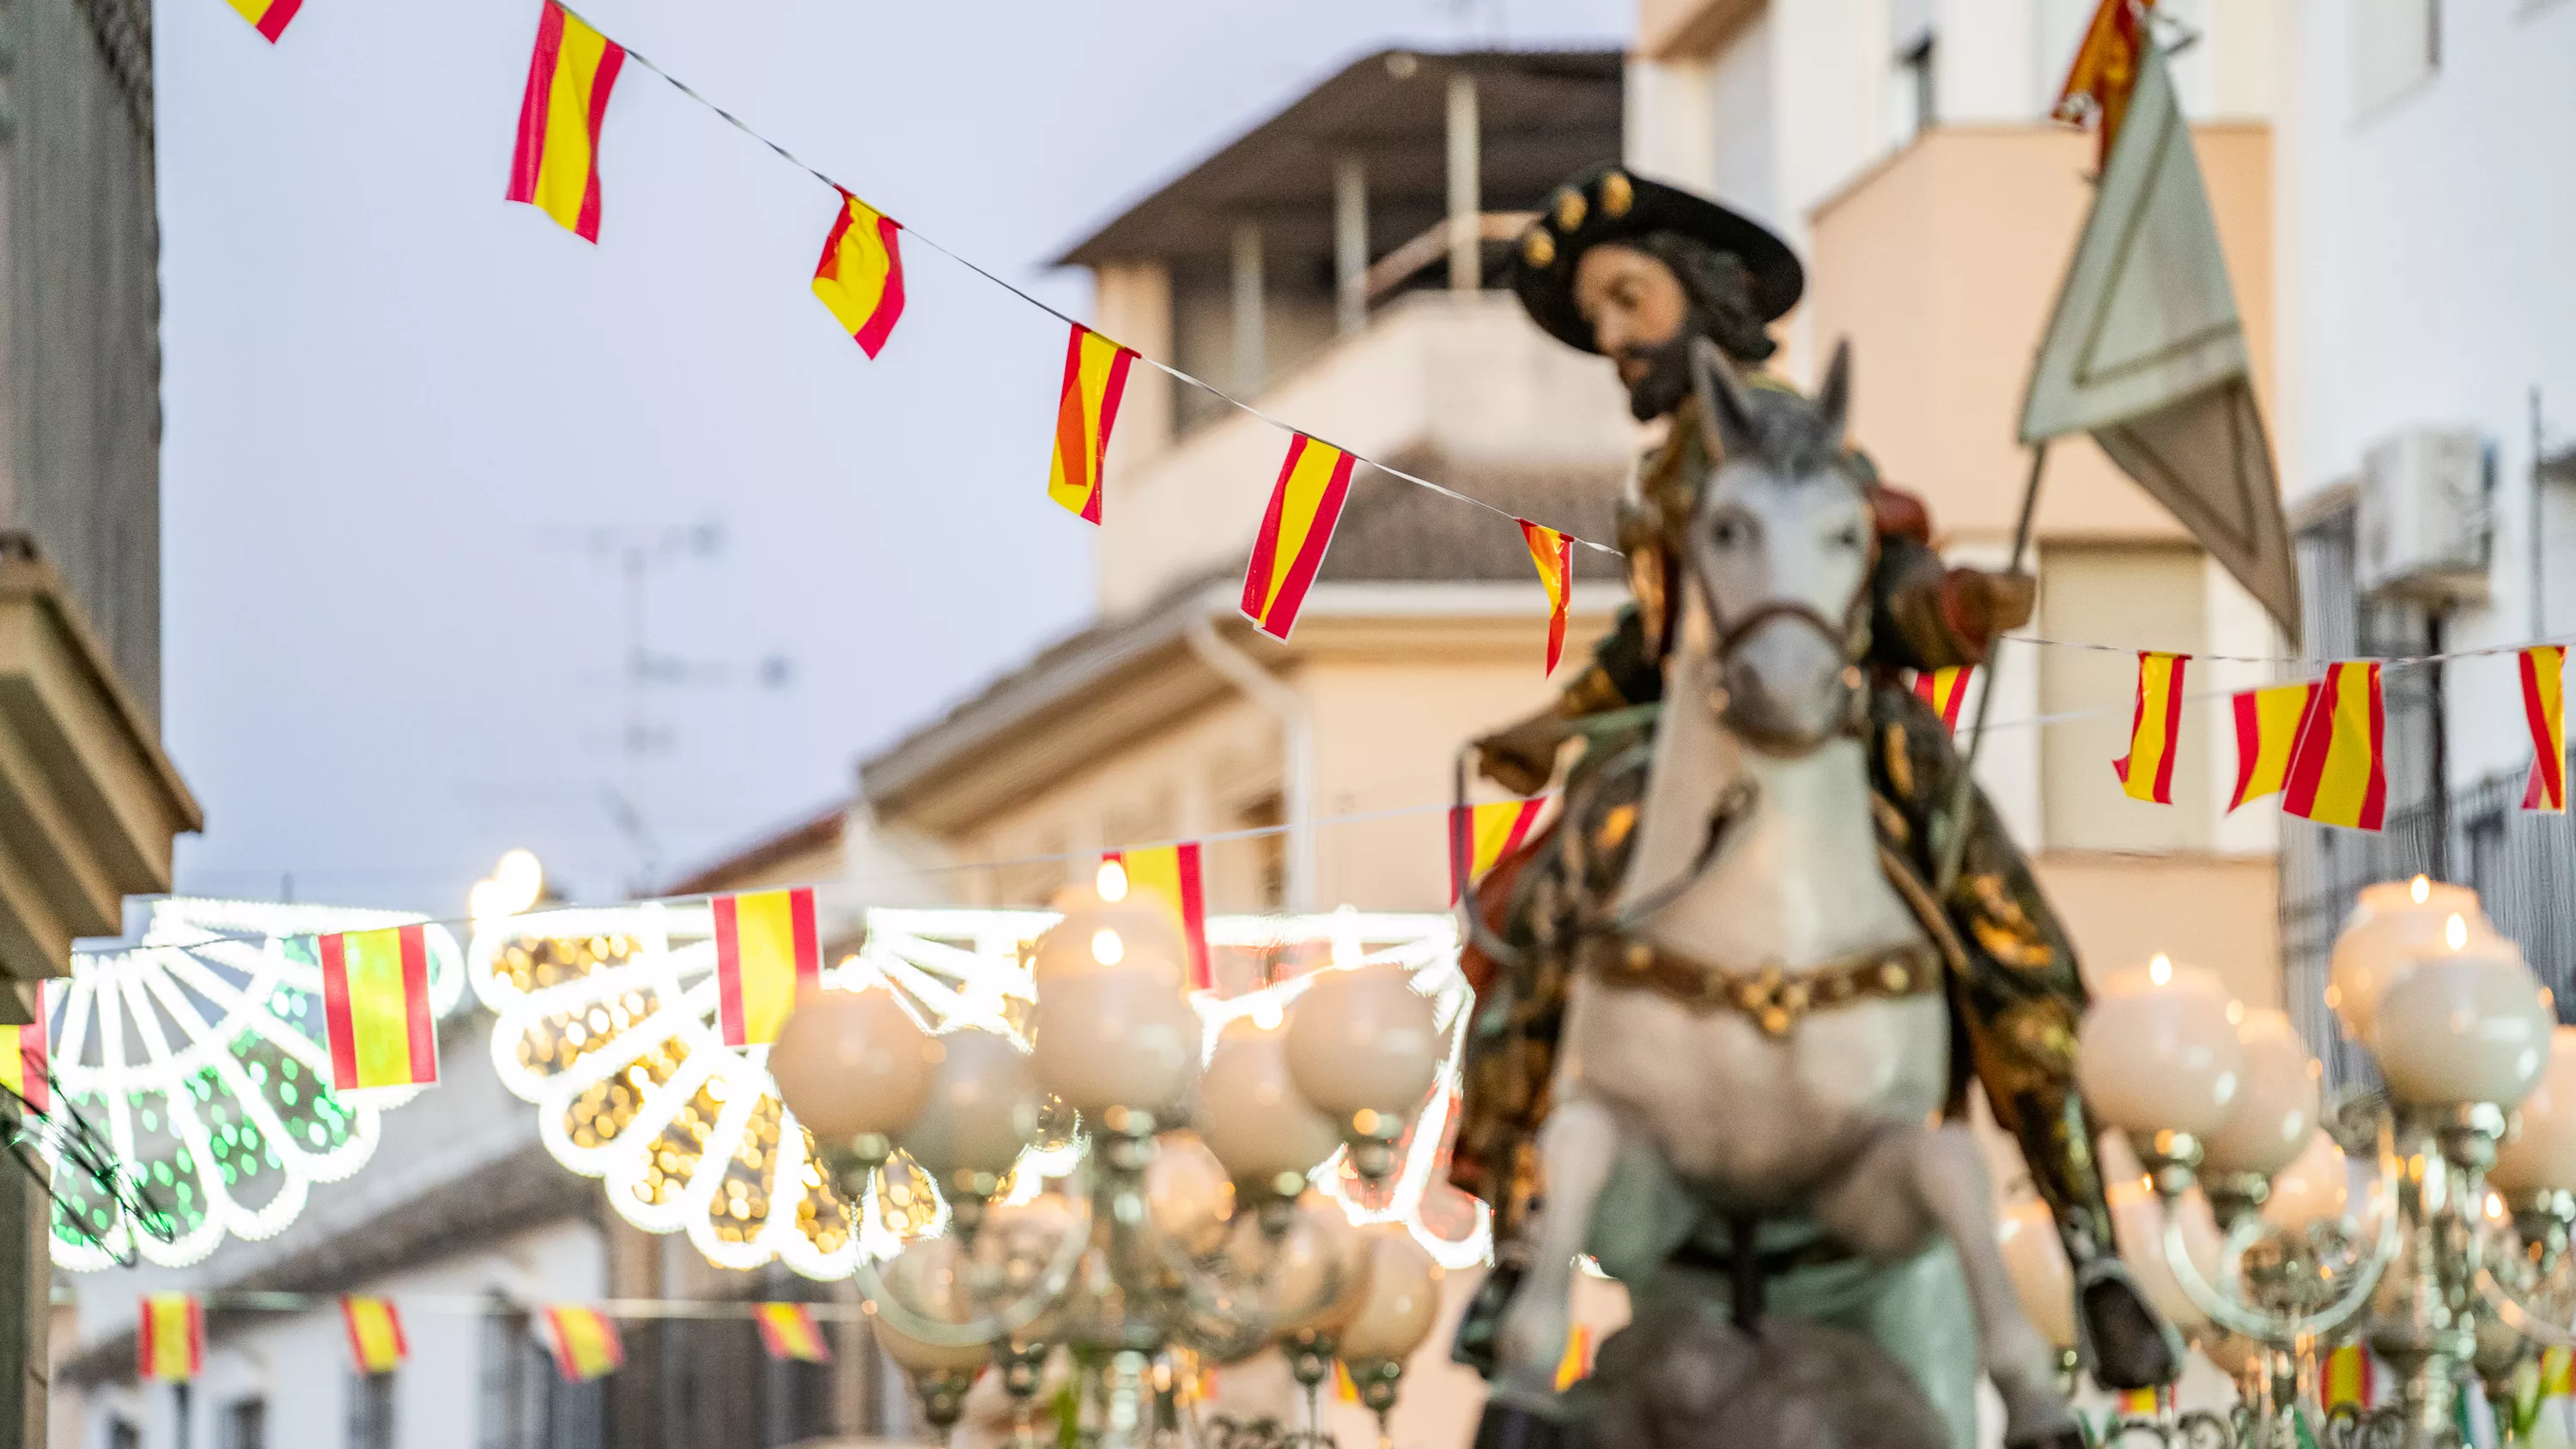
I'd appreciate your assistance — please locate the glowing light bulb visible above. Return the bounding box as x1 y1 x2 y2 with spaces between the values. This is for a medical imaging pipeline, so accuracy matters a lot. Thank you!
2488 1191 2506 1222
2148 953 2172 987
1097 859 1129 902
2445 913 2468 951
2226 999 2245 1026
1091 929 1125 967
468 879 507 924
2411 875 2431 905
494 849 545 914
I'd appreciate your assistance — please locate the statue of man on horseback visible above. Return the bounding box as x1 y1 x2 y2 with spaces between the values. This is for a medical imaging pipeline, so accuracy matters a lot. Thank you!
1449 167 2180 1449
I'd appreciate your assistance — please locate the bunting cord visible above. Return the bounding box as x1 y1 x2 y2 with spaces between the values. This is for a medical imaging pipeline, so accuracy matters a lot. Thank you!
559 4 1625 555
176 1288 876 1321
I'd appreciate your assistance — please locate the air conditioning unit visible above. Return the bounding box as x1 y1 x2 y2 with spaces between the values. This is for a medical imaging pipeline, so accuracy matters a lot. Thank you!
2356 427 2490 603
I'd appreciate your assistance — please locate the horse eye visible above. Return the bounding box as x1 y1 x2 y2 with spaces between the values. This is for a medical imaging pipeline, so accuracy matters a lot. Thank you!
1832 524 1865 550
1710 518 1744 548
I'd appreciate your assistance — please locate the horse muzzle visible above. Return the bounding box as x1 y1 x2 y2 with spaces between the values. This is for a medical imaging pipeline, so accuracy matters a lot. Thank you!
1710 603 1863 755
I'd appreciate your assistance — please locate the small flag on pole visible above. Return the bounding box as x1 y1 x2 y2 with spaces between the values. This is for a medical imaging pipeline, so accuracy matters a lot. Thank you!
0 985 46 1114
2111 651 2190 804
1518 519 1575 676
2523 645 2567 813
1911 666 1973 733
1046 324 1137 524
341 1297 409 1374
2052 0 2156 166
811 190 907 360
2281 662 2387 832
223 0 302 42
1554 1323 1595 1391
505 1 627 243
1450 798 1545 905
543 1306 625 1382
1240 435 1358 641
1105 845 1209 991
712 888 822 1048
318 925 439 1092
137 1294 204 1382
755 1302 829 1363
2228 682 2319 812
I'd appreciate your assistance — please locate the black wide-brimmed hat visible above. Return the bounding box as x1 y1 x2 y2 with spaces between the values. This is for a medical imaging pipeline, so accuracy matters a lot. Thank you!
1510 164 1804 354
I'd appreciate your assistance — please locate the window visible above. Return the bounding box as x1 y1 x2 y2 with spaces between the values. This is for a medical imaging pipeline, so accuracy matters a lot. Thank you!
2355 0 2440 115
222 1398 267 1449
347 1369 395 1449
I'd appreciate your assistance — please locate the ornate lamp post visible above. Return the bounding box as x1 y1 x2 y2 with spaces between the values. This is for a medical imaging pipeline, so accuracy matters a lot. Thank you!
768 880 1451 1446
2071 878 2576 1449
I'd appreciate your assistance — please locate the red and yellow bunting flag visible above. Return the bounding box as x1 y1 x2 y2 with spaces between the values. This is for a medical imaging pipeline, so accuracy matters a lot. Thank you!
2053 0 2155 165
2324 1342 2376 1409
341 1296 409 1374
137 1294 204 1383
1518 519 1575 676
1450 798 1545 905
1240 435 1358 641
1106 845 1209 991
2111 651 2190 805
2281 662 2388 832
2117 1387 2161 1416
0 984 46 1115
755 1301 829 1363
1334 1359 1361 1404
2523 645 2567 813
1046 324 1137 524
544 1306 625 1382
506 2 627 244
811 190 907 360
224 0 302 42
713 888 821 1047
2228 681 2318 811
1911 666 1972 733
1553 1323 1595 1391
319 925 438 1092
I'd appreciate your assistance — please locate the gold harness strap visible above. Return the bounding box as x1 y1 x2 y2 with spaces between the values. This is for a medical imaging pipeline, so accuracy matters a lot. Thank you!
1582 936 1944 1038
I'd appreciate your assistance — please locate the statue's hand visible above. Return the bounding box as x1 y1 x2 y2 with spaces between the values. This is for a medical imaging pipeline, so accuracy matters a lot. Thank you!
1474 714 1571 797
1941 567 2037 651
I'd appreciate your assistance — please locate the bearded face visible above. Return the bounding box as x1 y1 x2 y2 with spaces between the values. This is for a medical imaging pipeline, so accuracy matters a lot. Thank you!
1571 240 1769 421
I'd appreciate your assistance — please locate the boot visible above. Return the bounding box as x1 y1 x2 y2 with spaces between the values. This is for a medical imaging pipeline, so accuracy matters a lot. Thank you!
2074 1255 2182 1391
1451 1250 1526 1377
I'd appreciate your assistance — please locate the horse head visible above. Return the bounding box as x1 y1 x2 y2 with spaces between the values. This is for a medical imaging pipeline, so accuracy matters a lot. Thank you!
1680 336 1872 757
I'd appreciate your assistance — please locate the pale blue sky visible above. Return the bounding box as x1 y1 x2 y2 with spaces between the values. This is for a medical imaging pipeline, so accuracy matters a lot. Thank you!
155 0 1631 912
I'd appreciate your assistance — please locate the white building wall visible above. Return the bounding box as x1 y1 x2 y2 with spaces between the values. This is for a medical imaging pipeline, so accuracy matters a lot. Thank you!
2279 0 2576 785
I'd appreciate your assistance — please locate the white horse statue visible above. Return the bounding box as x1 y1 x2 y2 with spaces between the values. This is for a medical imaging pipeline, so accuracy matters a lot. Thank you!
1486 338 2081 1449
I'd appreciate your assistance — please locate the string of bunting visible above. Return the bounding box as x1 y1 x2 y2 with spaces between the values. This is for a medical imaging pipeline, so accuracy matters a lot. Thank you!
131 1289 841 1385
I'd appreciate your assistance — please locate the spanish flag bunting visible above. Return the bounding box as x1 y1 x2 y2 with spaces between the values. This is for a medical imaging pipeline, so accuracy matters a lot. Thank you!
2053 0 2155 165
1106 845 1210 991
2323 1340 2376 1410
1553 1323 1595 1391
1046 324 1137 524
1911 666 1972 733
0 984 46 1115
713 888 821 1048
224 0 302 42
1240 435 1358 641
2111 651 2190 805
2523 645 2567 813
341 1296 409 1374
1333 1359 1361 1404
1518 519 1575 676
2281 662 2387 832
544 1306 626 1382
2228 681 2318 812
811 190 907 360
318 925 438 1092
137 1294 204 1383
754 1301 829 1363
2117 1386 2160 1416
506 1 627 243
1450 798 1544 905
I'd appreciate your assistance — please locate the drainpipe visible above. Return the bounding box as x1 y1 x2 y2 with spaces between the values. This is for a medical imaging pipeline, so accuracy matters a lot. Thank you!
1184 615 1314 912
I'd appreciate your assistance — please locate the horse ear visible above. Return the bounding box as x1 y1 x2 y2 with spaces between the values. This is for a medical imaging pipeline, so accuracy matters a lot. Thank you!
1690 336 1757 458
1814 338 1852 449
